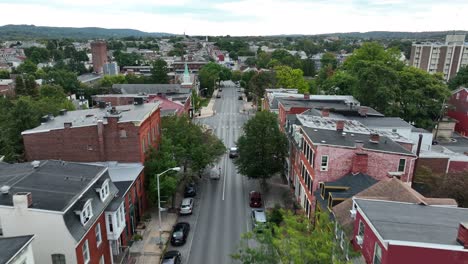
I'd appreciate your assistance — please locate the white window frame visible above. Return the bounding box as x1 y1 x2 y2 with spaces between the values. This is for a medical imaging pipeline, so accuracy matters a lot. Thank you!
456 92 460 100
80 200 93 226
373 243 382 264
99 179 110 202
99 255 105 264
398 158 406 173
320 155 329 171
82 240 90 264
358 220 365 237
95 223 102 247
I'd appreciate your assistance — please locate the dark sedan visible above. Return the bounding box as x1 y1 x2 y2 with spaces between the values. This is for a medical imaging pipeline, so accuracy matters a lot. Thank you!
161 250 181 264
170 222 190 246
184 183 196 197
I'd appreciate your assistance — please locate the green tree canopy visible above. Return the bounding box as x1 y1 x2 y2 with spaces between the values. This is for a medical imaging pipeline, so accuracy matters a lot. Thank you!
0 70 10 79
448 65 468 90
16 59 38 75
151 59 169 84
275 65 309 94
198 62 224 96
113 50 143 66
234 111 287 184
99 75 128 87
320 52 338 70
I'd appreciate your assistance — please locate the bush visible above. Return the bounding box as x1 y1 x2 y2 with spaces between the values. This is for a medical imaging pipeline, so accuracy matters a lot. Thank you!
269 204 283 226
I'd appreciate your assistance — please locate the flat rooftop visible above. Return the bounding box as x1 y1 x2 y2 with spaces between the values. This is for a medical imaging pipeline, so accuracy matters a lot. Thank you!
355 199 468 246
22 102 159 135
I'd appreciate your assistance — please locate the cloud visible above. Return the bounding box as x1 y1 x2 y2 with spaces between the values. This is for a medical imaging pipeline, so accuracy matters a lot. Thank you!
0 0 467 35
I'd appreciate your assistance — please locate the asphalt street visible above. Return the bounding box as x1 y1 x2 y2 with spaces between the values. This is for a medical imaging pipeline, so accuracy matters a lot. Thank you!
167 80 256 264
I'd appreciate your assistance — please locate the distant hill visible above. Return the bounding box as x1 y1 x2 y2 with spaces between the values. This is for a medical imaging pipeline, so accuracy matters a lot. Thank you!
0 24 175 40
317 31 468 40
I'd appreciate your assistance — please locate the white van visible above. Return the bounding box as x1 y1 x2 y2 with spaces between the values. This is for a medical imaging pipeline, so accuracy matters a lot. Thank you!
208 166 221 180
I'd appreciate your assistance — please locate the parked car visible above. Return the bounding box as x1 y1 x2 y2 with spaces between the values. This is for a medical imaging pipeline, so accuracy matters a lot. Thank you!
180 198 194 215
170 222 190 246
184 183 196 197
216 93 221 98
249 191 262 208
238 95 243 100
219 88 222 92
161 250 182 264
251 209 267 230
229 147 239 158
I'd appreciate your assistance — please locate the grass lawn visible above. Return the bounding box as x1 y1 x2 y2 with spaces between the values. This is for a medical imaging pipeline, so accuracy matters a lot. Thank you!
200 98 210 107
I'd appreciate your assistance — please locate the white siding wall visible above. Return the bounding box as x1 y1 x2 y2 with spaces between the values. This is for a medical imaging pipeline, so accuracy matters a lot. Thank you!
0 207 77 264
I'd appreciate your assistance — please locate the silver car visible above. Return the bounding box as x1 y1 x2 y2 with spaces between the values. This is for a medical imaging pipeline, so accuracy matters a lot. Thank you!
180 198 194 215
251 209 267 229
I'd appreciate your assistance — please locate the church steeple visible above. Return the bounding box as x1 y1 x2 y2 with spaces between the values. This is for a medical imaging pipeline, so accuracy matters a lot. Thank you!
182 63 191 85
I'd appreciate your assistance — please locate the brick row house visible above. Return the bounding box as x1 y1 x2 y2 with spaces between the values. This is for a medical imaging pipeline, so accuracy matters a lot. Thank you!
0 161 126 264
351 198 468 264
22 102 161 163
448 87 468 136
284 112 416 219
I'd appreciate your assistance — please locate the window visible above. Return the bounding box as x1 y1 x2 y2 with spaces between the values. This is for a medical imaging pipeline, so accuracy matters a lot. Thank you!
99 255 105 264
99 179 110 201
308 147 314 167
398 159 406 172
80 200 93 226
456 92 460 99
358 220 365 237
108 214 114 232
320 155 329 171
116 210 121 228
141 138 146 153
95 223 102 246
373 243 382 264
82 240 90 264
119 129 127 138
120 204 125 223
51 254 66 264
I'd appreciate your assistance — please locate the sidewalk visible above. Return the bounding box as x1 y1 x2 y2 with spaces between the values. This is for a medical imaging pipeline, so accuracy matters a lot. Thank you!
195 96 216 118
130 210 178 264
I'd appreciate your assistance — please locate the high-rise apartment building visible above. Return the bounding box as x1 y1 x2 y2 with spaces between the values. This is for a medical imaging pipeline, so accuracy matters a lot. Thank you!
91 41 108 74
409 34 468 81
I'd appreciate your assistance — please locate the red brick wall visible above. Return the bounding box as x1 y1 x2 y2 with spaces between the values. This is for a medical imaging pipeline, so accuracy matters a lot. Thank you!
93 96 135 106
448 89 468 136
450 46 462 79
420 46 431 71
23 108 161 163
416 157 449 175
449 161 468 174
75 214 111 264
352 211 388 262
386 244 468 264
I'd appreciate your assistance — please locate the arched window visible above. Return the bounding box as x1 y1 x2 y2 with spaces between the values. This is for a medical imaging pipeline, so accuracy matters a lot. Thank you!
51 254 66 264
98 179 110 201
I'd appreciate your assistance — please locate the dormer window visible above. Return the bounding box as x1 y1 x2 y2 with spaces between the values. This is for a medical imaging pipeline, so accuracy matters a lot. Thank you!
96 179 110 202
77 199 93 226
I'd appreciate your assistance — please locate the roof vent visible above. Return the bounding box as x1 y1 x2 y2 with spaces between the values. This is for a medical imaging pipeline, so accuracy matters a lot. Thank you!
31 160 40 168
0 185 10 195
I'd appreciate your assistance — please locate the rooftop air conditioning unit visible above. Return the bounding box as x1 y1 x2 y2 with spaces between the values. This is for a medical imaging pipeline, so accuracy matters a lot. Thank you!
356 235 363 245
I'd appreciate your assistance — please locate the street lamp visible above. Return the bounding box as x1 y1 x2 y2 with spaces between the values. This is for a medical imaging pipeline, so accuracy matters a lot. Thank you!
156 166 181 248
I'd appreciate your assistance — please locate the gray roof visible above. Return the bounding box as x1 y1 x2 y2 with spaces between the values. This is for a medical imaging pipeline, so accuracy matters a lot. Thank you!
22 102 160 135
113 84 191 95
88 162 144 183
351 117 412 128
355 199 468 246
302 127 414 156
114 181 133 196
0 160 119 242
161 109 178 116
314 173 377 213
77 73 102 83
0 235 34 264
277 98 383 117
0 160 106 211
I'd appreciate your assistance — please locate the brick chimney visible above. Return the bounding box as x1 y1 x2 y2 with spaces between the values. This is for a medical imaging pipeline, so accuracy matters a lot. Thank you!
13 192 33 209
321 108 330 117
355 140 364 150
457 223 468 249
304 92 310 100
352 153 368 174
370 133 380 143
336 120 345 132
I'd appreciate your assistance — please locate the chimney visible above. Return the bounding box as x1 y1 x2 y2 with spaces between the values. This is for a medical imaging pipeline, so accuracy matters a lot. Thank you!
370 133 380 143
64 122 72 129
358 107 368 117
13 192 33 209
97 120 105 160
304 93 310 100
352 153 368 174
336 120 345 132
355 140 364 150
321 108 330 117
457 223 468 249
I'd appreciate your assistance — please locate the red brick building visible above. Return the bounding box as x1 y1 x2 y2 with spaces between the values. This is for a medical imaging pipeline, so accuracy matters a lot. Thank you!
352 198 468 264
91 41 108 74
448 87 468 136
285 114 416 219
22 102 161 163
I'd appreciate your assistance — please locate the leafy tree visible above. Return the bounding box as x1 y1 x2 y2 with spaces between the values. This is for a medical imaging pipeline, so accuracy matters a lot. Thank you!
275 65 309 93
24 74 38 97
232 210 347 264
231 70 242 82
448 65 468 90
113 50 142 66
99 75 127 87
320 52 338 70
321 70 358 95
198 62 223 96
0 70 10 79
245 57 257 67
256 52 272 69
248 71 276 101
43 69 81 94
24 47 50 64
144 137 178 205
125 74 148 84
301 59 316 77
219 67 232 81
151 59 169 84
234 111 287 186
14 75 26 96
387 39 412 60
16 59 38 75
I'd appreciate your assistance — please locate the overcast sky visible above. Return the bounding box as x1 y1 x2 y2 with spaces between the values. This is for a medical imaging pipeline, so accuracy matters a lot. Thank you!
0 0 467 36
